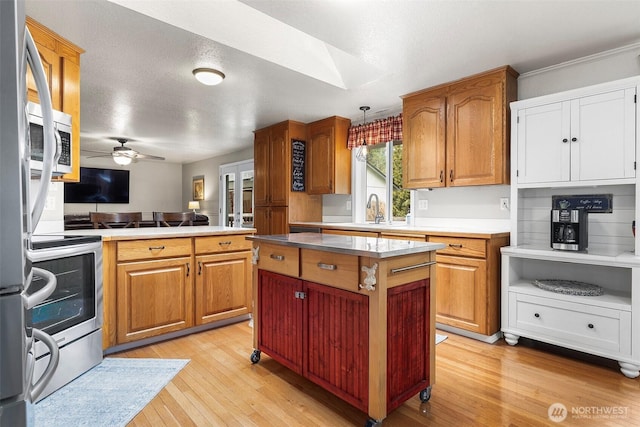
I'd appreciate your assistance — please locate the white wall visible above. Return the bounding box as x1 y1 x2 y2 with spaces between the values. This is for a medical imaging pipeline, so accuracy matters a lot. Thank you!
64 156 183 220
182 147 254 225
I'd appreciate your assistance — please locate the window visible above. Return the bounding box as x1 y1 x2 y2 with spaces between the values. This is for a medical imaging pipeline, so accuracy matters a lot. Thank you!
355 140 411 223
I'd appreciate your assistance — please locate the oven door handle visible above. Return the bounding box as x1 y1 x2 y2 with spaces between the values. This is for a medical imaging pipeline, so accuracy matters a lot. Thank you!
28 328 60 401
23 267 57 310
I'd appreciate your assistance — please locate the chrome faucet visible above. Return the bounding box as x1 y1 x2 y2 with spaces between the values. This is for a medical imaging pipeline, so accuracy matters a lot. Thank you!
366 193 384 224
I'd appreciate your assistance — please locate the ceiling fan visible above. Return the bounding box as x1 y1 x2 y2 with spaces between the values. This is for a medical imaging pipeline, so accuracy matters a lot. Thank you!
84 138 165 166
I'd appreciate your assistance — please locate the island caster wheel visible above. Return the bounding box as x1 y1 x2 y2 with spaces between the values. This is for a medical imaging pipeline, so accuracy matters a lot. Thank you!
419 386 432 403
365 418 381 427
250 349 261 364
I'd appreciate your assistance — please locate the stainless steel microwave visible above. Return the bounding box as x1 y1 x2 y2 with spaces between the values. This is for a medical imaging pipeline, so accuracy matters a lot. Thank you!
27 101 72 175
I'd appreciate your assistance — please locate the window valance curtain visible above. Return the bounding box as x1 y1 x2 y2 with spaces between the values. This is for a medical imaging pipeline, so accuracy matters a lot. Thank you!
347 113 402 149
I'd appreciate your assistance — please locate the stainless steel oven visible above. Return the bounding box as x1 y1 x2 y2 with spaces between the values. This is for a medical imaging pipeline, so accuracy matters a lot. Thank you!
27 235 103 401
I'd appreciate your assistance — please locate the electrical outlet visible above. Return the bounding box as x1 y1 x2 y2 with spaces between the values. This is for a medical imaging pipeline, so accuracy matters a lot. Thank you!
418 200 429 210
346 200 352 211
500 198 510 211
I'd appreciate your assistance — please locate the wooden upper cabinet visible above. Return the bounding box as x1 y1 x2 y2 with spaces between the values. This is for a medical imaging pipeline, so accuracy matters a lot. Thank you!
269 122 291 206
26 17 84 183
306 116 351 194
402 66 518 189
403 92 446 188
254 128 271 206
254 121 299 207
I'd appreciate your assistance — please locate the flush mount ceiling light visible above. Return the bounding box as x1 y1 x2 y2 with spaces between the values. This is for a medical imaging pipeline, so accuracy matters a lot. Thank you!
192 68 225 86
356 106 370 162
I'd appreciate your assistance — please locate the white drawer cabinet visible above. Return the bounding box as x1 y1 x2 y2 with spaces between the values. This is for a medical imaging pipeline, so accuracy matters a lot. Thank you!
509 293 631 355
501 248 640 378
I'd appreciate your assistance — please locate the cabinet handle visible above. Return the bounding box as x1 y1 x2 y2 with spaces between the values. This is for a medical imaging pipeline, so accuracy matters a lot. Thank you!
571 137 577 142
390 261 436 274
148 245 165 250
186 263 190 277
449 170 453 183
270 254 285 261
534 313 540 318
588 323 594 329
448 244 463 248
562 138 568 143
198 261 202 275
317 262 337 271
218 241 232 246
439 170 444 183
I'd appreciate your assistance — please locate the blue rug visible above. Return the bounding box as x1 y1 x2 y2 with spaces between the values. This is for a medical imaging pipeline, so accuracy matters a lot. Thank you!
35 357 189 427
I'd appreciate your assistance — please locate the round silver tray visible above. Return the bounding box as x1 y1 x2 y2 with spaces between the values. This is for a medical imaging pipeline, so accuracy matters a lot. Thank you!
532 279 603 296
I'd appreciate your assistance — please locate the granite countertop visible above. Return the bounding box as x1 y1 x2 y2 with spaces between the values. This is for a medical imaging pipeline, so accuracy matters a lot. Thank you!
55 226 256 242
290 218 510 238
247 233 445 258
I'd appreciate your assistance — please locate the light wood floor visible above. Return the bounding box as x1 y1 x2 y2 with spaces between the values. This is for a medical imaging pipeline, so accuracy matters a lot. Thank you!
117 321 640 426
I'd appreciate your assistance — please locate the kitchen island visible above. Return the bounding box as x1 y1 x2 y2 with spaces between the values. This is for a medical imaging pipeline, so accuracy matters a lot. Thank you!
247 233 445 425
61 226 255 352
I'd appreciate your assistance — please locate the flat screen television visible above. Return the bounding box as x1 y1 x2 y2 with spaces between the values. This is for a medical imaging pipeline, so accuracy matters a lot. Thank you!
64 167 130 204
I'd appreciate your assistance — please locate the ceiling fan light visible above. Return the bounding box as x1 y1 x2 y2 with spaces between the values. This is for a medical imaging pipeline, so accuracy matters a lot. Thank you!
193 68 225 86
112 153 132 166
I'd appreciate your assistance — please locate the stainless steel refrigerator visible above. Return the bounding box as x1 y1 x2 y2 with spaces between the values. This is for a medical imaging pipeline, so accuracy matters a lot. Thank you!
1 0 62 424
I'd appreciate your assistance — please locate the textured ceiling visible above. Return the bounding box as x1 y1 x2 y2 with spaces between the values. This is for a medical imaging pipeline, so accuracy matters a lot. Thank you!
25 0 640 164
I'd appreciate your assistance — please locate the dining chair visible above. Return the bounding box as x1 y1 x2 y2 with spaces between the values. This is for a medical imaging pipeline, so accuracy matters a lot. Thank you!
153 211 195 227
90 212 142 229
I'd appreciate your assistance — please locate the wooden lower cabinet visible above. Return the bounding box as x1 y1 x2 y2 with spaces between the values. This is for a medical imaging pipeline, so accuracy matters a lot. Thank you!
195 251 252 325
254 206 288 235
116 257 194 343
104 232 254 350
256 269 430 416
435 255 487 333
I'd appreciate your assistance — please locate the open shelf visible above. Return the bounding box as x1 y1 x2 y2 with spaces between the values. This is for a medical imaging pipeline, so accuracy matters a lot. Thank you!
508 280 631 311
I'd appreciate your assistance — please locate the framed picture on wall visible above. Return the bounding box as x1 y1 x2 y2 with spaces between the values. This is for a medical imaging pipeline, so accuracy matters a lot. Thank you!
192 176 204 201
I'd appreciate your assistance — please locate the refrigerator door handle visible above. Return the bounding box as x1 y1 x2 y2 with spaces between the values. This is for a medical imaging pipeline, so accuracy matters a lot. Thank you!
24 26 56 231
28 328 60 401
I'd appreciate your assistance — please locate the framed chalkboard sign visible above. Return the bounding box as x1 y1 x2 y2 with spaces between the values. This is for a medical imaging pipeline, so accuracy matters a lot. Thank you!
291 139 305 192
552 194 613 213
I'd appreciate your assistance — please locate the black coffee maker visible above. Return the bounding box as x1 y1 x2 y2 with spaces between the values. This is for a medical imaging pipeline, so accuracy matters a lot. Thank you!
551 209 588 251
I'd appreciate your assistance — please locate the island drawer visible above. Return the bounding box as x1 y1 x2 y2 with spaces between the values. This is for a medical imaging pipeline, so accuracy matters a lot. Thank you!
117 238 192 262
301 249 358 291
428 236 486 258
195 235 252 254
256 243 299 277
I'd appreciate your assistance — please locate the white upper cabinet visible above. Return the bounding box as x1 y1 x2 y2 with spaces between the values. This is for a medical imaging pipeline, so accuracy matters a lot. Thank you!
514 82 637 186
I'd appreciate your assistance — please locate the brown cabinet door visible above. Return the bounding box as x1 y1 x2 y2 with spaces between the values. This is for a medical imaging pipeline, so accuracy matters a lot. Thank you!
195 251 252 325
253 206 270 235
254 129 270 206
307 121 335 194
258 270 304 374
435 255 487 334
269 206 289 235
269 123 290 206
116 257 194 343
303 281 369 412
387 279 430 412
447 78 504 186
402 92 446 189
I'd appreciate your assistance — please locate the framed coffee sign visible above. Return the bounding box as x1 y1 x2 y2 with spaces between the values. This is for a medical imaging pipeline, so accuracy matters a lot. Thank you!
292 139 305 192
